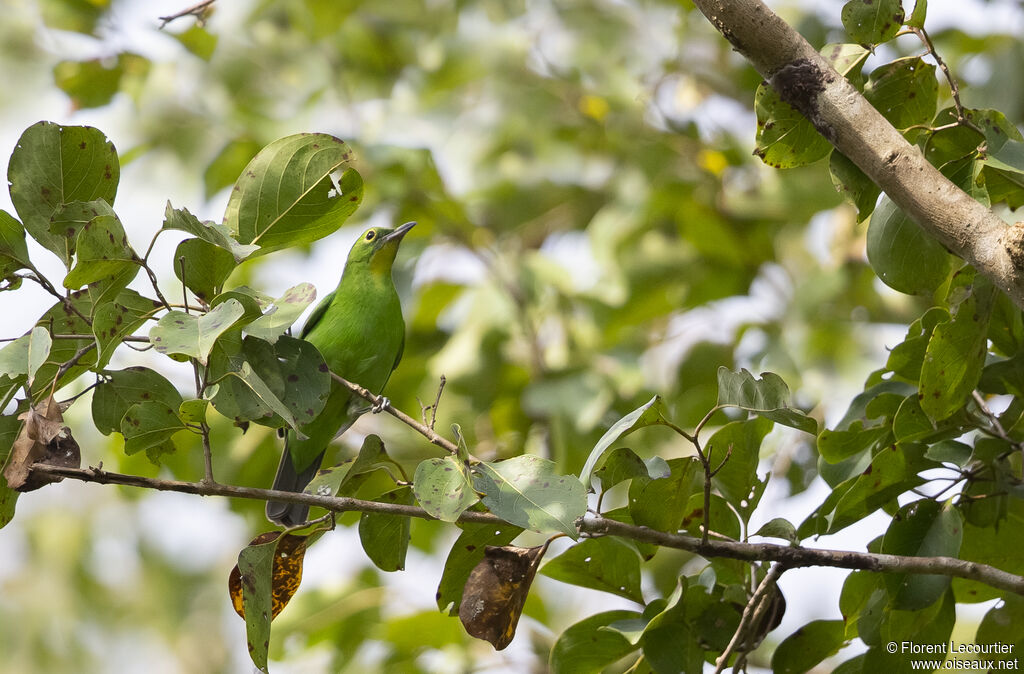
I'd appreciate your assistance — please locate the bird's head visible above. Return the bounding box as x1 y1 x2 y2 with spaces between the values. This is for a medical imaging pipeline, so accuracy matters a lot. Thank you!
346 221 416 275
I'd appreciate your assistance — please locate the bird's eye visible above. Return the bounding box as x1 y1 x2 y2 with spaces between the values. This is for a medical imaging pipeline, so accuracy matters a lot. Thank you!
365 230 376 241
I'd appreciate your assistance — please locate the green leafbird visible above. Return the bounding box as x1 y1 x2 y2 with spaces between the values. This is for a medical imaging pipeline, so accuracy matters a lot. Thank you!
266 221 415 526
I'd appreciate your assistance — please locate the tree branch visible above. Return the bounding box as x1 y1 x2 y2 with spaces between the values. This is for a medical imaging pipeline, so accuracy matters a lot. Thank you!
329 372 473 460
692 0 1024 309
27 463 1024 596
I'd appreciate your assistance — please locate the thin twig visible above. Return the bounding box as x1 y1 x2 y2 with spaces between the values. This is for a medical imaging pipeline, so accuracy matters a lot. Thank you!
25 462 1024 596
20 269 91 325
330 372 472 460
714 563 786 674
910 26 973 128
177 255 190 314
158 0 216 28
426 375 446 430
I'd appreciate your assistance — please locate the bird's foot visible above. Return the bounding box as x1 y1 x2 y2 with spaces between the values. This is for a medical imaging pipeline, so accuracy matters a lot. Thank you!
371 396 390 414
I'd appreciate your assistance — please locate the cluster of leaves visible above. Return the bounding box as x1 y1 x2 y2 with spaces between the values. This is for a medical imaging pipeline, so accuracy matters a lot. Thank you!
0 122 363 500
752 1 1024 670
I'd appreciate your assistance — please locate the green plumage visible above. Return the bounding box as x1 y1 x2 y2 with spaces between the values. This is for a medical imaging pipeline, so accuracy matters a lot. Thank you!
266 222 414 526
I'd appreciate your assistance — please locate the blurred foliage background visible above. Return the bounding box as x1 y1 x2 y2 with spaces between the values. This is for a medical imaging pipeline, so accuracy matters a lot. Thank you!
2 0 1023 671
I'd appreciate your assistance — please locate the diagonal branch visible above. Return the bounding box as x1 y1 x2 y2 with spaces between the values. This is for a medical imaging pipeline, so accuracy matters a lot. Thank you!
692 0 1024 309
26 463 1024 597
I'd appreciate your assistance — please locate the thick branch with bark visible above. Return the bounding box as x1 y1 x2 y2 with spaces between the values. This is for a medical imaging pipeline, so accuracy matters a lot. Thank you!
692 0 1024 308
28 463 1024 596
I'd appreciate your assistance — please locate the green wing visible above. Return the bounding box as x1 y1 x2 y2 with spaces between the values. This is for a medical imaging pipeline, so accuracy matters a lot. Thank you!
301 290 334 339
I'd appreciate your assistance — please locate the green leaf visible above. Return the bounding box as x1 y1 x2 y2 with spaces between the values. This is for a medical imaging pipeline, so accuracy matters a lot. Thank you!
149 299 246 365
0 327 51 389
953 500 1024 603
178 399 208 425
236 536 275 673
708 418 773 522
62 212 139 290
0 414 22 529
413 455 477 522
628 457 700 534
171 25 218 61
920 269 996 421
8 122 119 267
173 238 236 302
92 289 162 369
92 366 185 435
841 0 904 46
923 440 972 467
821 43 870 85
120 401 186 457
207 335 330 432
473 455 587 538
980 139 1024 209
906 0 927 28
592 447 650 491
753 84 832 169
716 367 817 434
976 595 1024 655
53 54 147 109
244 282 317 344
549 610 641 674
771 620 847 674
579 395 667 490
815 445 931 536
863 57 937 132
886 307 949 381
753 517 800 545
162 203 258 262
223 133 363 256
830 151 880 221
358 487 414 572
881 499 962 610
866 195 955 296
0 210 31 290
540 537 644 603
436 520 523 615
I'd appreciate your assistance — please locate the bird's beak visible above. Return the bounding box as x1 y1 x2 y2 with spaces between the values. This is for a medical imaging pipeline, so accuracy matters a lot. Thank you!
382 221 416 243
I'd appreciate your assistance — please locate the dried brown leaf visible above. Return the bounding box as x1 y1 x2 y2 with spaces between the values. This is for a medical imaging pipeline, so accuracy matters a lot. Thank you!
458 544 547 650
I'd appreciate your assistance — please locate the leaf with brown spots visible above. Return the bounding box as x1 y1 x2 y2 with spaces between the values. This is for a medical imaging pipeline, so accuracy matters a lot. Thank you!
459 544 548 650
8 122 119 267
920 269 996 422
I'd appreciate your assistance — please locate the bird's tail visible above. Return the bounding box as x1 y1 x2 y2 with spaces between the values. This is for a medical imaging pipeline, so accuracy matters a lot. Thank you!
266 439 325 527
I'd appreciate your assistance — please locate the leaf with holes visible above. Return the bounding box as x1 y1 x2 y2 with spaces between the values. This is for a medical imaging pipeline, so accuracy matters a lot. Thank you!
841 0 904 46
223 133 363 256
